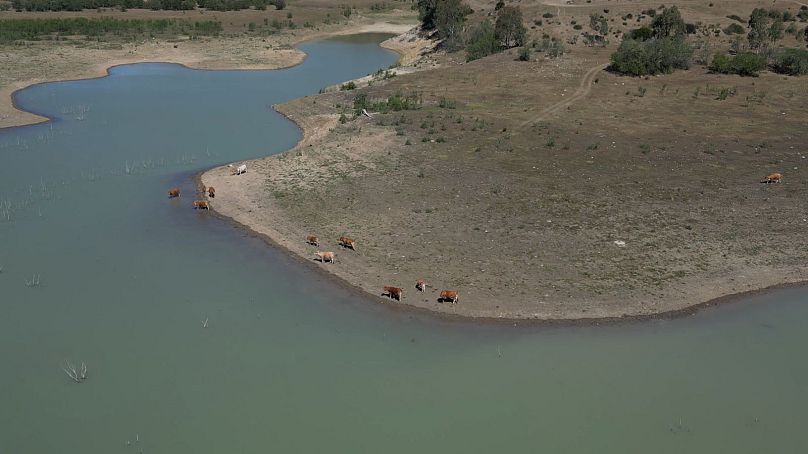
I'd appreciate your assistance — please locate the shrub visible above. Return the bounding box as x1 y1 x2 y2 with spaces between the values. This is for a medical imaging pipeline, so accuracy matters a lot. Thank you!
628 26 652 41
466 19 499 61
610 37 692 75
708 52 766 76
727 14 745 23
723 23 745 35
770 48 808 75
517 46 530 61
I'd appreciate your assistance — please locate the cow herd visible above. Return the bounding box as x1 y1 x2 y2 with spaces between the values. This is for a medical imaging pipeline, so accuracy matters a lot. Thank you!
171 169 781 308
305 234 459 305
168 186 215 210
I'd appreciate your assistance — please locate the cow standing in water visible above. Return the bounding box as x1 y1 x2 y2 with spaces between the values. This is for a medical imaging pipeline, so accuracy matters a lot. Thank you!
439 290 459 304
207 186 216 198
193 200 210 210
168 188 180 198
383 286 403 301
761 173 782 184
339 236 356 250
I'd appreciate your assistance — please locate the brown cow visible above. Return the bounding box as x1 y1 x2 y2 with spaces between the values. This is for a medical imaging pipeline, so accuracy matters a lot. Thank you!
193 200 210 210
416 280 427 292
439 290 459 304
339 236 356 250
761 173 782 184
383 286 403 301
315 251 336 263
207 186 216 198
168 188 180 198
306 235 320 246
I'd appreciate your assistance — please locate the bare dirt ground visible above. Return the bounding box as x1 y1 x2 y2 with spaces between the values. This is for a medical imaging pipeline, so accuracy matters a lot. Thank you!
0 4 418 128
203 0 808 320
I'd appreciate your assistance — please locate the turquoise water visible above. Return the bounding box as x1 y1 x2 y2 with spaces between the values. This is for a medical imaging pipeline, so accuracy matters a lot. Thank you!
1 34 807 453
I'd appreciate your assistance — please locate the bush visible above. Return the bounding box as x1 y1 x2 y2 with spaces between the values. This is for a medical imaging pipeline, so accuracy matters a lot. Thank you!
466 19 499 61
723 23 745 35
517 46 530 61
727 14 745 23
709 52 766 76
610 37 693 75
770 48 808 75
628 26 652 41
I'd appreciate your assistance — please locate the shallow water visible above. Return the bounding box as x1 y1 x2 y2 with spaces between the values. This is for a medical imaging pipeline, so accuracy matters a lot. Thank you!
1 34 807 453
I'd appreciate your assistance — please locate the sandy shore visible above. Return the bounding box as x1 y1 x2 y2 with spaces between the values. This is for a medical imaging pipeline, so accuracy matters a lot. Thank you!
0 21 414 130
200 108 808 322
199 42 808 321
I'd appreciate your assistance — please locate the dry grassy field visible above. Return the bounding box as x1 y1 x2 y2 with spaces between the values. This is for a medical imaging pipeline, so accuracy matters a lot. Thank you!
208 0 808 320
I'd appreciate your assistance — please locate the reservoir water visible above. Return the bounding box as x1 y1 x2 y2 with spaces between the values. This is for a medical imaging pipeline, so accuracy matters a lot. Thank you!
1 34 806 453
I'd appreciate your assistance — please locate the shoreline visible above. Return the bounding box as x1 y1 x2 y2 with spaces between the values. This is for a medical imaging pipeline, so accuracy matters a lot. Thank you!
195 40 808 323
5 27 806 324
0 21 415 131
192 187 808 326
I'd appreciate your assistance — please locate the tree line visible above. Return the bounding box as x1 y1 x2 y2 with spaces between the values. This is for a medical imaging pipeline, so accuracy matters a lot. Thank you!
611 6 808 76
0 17 222 42
9 0 285 11
416 0 527 62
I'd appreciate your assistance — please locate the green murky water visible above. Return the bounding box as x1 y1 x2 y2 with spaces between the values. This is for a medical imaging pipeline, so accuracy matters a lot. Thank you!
1 34 806 453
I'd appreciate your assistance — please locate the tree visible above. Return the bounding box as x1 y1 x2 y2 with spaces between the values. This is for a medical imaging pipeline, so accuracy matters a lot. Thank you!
434 0 472 49
417 0 438 29
748 8 769 49
466 20 498 61
651 6 685 38
495 5 526 48
768 17 784 43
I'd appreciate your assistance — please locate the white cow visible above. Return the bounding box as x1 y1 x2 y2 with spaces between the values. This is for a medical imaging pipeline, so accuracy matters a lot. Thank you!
229 164 247 175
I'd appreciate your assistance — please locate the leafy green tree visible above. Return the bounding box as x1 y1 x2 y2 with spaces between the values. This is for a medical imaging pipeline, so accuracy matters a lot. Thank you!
747 8 769 49
651 6 686 38
466 19 498 61
768 17 784 42
417 0 438 28
434 0 472 49
495 5 526 47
